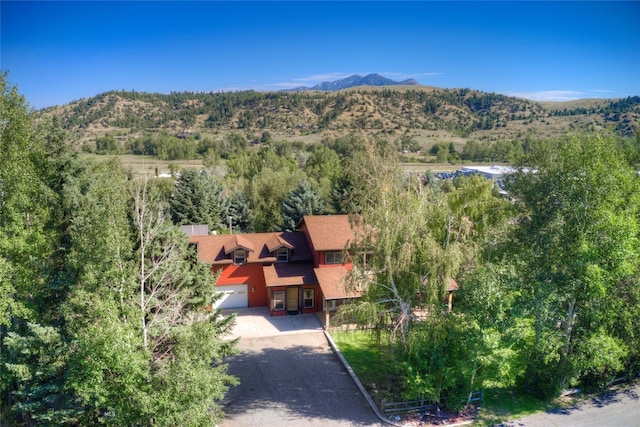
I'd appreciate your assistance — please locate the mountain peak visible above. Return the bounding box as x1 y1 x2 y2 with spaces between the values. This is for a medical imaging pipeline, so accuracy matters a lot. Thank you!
284 73 420 92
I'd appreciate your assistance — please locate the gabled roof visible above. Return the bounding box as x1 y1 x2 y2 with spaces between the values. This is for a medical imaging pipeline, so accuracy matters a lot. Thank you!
299 215 355 252
314 267 361 300
190 232 312 265
263 263 317 287
223 234 255 254
265 234 294 253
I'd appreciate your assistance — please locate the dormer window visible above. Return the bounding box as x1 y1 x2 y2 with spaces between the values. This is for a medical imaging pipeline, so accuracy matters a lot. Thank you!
276 247 289 263
233 249 246 265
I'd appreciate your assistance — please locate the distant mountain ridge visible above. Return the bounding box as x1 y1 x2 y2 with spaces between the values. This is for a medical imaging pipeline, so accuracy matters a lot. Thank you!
285 73 420 92
44 87 640 146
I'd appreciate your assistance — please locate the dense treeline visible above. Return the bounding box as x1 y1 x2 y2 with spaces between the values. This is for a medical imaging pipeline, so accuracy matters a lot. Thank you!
1 76 237 426
549 96 640 116
92 122 640 168
3 75 640 425
338 133 640 409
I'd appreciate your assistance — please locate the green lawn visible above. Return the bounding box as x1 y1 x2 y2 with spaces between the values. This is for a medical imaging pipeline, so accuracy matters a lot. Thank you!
330 329 556 425
329 329 401 402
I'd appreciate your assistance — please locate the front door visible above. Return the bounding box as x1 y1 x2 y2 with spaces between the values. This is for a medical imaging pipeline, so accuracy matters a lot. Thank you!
286 287 299 313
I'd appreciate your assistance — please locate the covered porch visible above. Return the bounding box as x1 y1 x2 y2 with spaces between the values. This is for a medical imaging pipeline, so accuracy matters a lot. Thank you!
263 263 320 316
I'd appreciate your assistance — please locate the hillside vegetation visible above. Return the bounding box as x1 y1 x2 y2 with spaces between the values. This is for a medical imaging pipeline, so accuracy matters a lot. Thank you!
43 87 640 148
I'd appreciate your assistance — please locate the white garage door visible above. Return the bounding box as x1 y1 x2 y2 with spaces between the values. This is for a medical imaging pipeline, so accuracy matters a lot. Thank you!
213 284 248 309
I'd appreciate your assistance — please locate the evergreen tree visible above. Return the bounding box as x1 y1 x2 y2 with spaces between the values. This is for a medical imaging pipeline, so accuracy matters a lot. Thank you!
169 168 226 232
1 77 238 425
280 180 326 231
226 190 254 233
330 175 357 214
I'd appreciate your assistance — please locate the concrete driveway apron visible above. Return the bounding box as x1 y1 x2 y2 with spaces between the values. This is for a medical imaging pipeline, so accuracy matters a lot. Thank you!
220 308 387 427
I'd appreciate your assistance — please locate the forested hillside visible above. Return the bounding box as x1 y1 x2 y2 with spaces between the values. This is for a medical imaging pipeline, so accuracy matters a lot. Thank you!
44 87 640 147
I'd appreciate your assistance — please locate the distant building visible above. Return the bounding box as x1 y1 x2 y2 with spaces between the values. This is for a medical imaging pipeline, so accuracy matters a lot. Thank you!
460 165 515 181
435 165 516 194
179 224 209 236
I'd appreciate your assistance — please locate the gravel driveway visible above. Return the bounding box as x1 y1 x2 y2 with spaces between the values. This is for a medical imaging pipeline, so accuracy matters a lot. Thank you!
220 309 386 427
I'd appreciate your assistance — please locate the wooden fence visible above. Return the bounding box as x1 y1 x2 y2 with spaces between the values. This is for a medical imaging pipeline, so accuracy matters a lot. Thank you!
468 390 483 403
380 398 439 414
381 390 483 415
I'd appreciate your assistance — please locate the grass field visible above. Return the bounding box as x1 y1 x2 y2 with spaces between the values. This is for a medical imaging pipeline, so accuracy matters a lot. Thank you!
81 153 204 176
81 152 476 177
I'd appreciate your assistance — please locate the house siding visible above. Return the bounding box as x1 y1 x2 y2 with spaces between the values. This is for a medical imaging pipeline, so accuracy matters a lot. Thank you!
213 264 268 307
317 251 353 269
300 284 322 314
298 223 320 266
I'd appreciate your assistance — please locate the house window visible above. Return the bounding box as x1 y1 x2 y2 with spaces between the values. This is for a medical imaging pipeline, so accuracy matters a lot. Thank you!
303 289 314 309
276 247 288 263
273 291 285 311
326 299 338 311
233 249 246 265
325 251 344 264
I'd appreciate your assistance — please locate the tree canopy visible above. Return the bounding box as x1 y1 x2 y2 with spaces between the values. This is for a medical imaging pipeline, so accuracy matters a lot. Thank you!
0 75 238 426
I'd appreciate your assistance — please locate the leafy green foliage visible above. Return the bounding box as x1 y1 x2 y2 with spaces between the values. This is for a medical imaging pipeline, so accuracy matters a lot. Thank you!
3 323 74 424
0 77 238 425
507 134 640 396
0 74 53 326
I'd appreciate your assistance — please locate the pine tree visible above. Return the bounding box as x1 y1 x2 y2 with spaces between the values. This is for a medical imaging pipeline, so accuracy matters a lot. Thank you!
226 190 254 233
280 180 325 231
169 169 225 231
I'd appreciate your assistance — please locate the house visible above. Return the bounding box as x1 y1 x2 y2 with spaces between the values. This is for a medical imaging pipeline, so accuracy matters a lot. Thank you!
189 215 360 323
297 215 362 324
189 214 458 324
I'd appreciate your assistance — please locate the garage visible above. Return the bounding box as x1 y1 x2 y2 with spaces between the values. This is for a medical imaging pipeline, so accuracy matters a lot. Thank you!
213 284 248 309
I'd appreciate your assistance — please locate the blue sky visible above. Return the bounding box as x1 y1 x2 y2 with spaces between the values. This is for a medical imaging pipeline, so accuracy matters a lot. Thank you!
2 1 639 109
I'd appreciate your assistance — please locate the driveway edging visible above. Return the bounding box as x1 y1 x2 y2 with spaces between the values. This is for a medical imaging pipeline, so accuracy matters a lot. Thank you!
324 329 475 427
323 330 402 427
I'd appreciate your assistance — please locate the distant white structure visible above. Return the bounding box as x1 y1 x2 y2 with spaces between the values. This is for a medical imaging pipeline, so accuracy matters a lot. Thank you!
460 165 515 181
179 224 209 236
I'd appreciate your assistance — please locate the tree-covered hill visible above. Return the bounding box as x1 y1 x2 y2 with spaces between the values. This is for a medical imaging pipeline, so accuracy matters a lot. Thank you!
42 87 640 147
